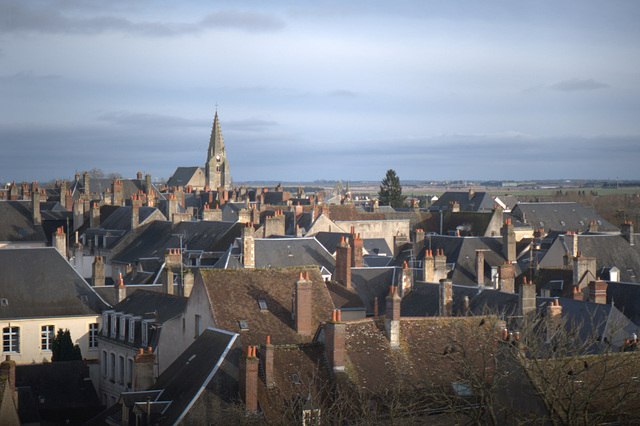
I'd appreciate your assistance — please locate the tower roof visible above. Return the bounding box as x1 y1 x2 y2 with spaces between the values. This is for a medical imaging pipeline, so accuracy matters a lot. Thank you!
207 111 225 161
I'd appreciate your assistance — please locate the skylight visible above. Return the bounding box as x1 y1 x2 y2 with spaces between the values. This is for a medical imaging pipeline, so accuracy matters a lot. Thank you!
258 299 268 311
239 320 249 330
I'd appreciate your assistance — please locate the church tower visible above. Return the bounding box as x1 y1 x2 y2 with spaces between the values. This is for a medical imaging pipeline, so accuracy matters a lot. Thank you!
205 111 231 190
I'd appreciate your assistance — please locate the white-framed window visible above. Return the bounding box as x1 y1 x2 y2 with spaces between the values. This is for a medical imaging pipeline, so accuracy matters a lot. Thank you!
3 326 20 353
110 314 118 338
141 322 148 347
89 323 99 349
128 318 137 343
195 314 201 338
119 316 127 340
41 325 55 351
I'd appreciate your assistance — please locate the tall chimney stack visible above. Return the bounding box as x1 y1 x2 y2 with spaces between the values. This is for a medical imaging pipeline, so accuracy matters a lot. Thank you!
239 346 259 413
385 286 401 348
501 219 516 262
92 256 105 286
295 272 313 334
53 227 66 258
31 185 41 225
622 221 635 246
324 310 346 372
335 236 352 288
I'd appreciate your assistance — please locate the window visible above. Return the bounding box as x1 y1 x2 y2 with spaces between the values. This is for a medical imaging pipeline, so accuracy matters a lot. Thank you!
141 322 148 347
109 353 116 381
41 325 54 351
118 355 125 385
127 358 133 387
89 323 99 349
110 314 118 338
258 300 268 311
128 318 136 343
102 351 108 378
102 312 110 336
239 320 249 331
195 315 201 338
119 316 127 339
3 327 19 353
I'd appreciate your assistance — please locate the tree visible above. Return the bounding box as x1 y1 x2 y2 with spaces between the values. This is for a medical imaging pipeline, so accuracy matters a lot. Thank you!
52 329 82 362
378 169 404 208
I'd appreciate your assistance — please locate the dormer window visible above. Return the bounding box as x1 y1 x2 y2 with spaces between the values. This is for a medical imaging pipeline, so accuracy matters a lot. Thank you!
239 320 249 331
110 314 118 338
119 316 127 340
258 300 268 311
129 317 138 343
141 321 149 347
102 311 112 336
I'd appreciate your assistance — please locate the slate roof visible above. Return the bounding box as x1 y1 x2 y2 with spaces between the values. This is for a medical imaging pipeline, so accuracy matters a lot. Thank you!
199 267 336 346
166 167 204 188
605 281 640 326
313 231 350 254
539 233 640 283
253 237 336 273
430 191 497 212
419 210 494 236
0 201 47 243
511 202 618 233
99 206 160 231
351 267 401 315
363 238 392 256
112 289 187 323
0 248 109 318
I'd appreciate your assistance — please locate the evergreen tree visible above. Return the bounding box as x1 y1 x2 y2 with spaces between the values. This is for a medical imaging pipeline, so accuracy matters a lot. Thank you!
52 329 82 362
378 169 404 208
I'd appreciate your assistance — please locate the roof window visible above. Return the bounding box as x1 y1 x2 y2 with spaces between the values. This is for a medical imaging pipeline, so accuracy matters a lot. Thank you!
292 373 301 384
0 298 7 306
239 320 249 331
258 300 268 311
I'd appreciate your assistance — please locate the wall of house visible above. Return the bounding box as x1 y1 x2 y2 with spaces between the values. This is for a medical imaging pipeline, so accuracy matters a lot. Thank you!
0 315 101 364
157 315 184 374
306 214 348 236
335 220 411 252
97 339 137 407
0 241 46 249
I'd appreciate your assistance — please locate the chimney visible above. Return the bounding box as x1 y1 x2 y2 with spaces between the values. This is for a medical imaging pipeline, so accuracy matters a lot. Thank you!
0 355 16 398
571 285 584 301
498 262 516 293
588 279 608 304
90 202 100 228
588 221 599 233
131 199 140 230
111 180 124 206
161 267 174 295
82 172 90 195
65 189 73 211
475 250 485 287
463 295 470 315
546 299 562 340
239 346 259 413
264 212 286 237
401 261 412 296
423 250 435 282
519 278 536 322
439 279 453 316
242 223 255 268
133 347 156 391
137 171 142 180
385 286 401 348
373 198 379 213
73 200 84 231
31 185 41 225
261 336 275 389
501 219 516 262
572 252 596 292
335 236 352 288
349 232 364 268
59 180 67 204
92 256 105 286
145 174 152 194
414 228 425 255
451 201 460 212
622 221 635 246
325 310 346 372
295 272 313 334
565 231 579 257
182 270 194 297
115 273 127 303
393 234 409 257
434 249 448 282
53 227 66 258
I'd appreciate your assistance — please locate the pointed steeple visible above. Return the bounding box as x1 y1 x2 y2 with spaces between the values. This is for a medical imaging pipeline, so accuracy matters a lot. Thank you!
205 110 231 190
207 111 226 162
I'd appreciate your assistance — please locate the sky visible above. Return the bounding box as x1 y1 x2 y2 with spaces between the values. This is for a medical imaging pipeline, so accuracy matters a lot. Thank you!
1 0 639 183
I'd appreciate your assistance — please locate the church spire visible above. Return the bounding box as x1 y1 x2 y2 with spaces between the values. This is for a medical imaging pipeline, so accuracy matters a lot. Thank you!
205 110 231 190
207 111 225 162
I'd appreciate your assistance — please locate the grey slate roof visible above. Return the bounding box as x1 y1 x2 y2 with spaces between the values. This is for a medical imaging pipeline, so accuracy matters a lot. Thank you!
99 206 161 231
0 248 109 318
430 191 497 212
166 167 205 188
254 237 336 272
0 201 47 243
351 267 401 315
314 231 350 255
511 202 618 233
112 289 187 323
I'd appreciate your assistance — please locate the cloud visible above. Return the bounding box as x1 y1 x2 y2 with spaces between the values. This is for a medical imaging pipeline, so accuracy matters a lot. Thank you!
326 89 358 98
0 2 285 36
551 78 609 92
225 118 279 132
0 71 61 81
96 112 209 128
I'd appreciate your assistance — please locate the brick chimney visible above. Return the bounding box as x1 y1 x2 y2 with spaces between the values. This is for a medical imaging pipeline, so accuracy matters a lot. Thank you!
53 226 66 258
546 299 562 340
133 347 156 391
31 184 41 225
434 249 448 282
324 310 346 372
519 278 536 321
161 267 174 295
242 223 255 268
131 198 140 230
622 221 635 246
401 261 412 296
475 250 485 287
92 256 105 286
498 262 516 293
182 270 194 297
439 279 453 316
261 336 275 389
90 202 100 228
393 233 409 257
335 236 351 288
115 273 127 303
64 189 73 211
295 272 313 334
573 252 596 292
414 228 425 255
423 250 435 282
501 219 516 262
385 286 401 348
112 179 124 206
571 285 584 301
239 346 259 413
349 231 364 268
588 279 608 304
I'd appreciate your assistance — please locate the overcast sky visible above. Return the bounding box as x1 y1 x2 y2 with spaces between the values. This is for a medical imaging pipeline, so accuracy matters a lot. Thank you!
1 0 639 183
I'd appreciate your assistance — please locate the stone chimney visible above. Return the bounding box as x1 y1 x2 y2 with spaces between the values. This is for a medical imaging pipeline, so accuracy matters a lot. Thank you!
65 189 73 211
242 223 255 268
518 278 536 322
572 252 596 292
475 250 485 287
202 204 223 221
261 336 275 389
423 250 435 282
498 262 516 293
0 355 16 399
439 279 453 317
414 228 425 255
59 180 67 204
622 221 635 246
571 285 584 301
393 233 409 258
401 261 412 296
546 299 562 340
53 227 66 258
115 273 127 303
335 236 352 288
237 208 252 223
90 202 100 228
182 270 194 297
92 256 105 286
501 219 516 262
131 198 140 230
588 220 599 233
295 272 313 334
239 346 259 413
133 347 156 391
112 179 124 206
324 310 346 372
385 286 401 348
31 185 41 225
164 249 181 268
145 174 152 194
450 201 460 212
82 172 90 195
434 249 448 282
349 230 364 268
73 200 84 231
161 267 174 295
588 279 608 304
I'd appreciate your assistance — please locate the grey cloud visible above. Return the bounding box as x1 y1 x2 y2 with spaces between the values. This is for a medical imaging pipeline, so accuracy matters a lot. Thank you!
551 78 609 92
0 2 285 36
0 71 60 81
225 118 279 132
97 112 209 128
326 90 358 98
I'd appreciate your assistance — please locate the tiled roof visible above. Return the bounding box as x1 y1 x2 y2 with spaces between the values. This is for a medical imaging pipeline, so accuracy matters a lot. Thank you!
200 267 336 346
